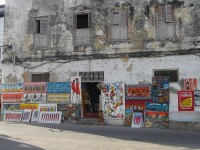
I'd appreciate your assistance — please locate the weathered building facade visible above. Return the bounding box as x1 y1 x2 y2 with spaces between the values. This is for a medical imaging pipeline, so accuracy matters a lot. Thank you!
3 0 200 128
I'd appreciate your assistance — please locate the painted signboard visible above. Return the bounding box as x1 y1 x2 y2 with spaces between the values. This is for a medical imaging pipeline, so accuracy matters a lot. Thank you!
47 93 70 104
31 110 40 122
46 82 71 93
178 91 194 111
71 77 82 104
3 111 23 122
194 90 200 106
184 78 197 90
124 109 132 127
102 82 125 118
38 111 62 124
20 103 39 110
1 93 24 103
152 76 169 104
22 109 32 122
24 93 46 103
2 83 23 93
23 82 46 93
145 111 169 128
38 103 57 112
132 112 143 128
125 100 152 111
125 84 151 100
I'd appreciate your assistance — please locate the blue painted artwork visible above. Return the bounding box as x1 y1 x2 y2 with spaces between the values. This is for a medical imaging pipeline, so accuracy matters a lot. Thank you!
47 82 71 93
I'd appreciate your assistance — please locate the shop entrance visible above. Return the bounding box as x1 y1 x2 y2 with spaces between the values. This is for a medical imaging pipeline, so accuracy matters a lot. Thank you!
81 82 101 118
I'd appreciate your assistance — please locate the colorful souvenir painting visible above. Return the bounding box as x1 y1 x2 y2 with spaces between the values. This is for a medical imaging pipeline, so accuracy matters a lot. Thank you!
47 82 71 93
20 103 39 110
31 110 40 122
70 77 82 104
38 103 57 112
57 104 81 122
102 82 125 118
3 111 23 122
145 111 169 128
24 93 46 103
47 93 70 104
38 111 62 124
124 109 132 127
2 83 23 93
125 84 151 100
132 112 143 128
1 103 20 120
152 76 169 104
23 82 46 93
178 91 194 111
194 90 200 106
145 102 169 112
22 109 32 122
1 93 24 103
184 78 197 90
125 100 152 111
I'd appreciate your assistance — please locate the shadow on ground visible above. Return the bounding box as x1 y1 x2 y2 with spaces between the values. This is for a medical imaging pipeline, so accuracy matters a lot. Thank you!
0 134 44 150
26 122 200 149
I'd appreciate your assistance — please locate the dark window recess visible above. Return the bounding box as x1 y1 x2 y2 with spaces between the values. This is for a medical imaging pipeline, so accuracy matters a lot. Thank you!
154 70 178 82
77 14 89 29
79 71 104 82
32 73 50 82
35 20 40 33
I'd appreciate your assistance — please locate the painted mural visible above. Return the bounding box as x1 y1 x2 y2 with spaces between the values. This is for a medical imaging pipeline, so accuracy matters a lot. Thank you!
46 82 70 93
2 83 23 93
38 112 62 124
70 77 81 104
38 103 57 112
20 103 39 110
1 93 24 103
194 90 200 106
4 111 23 122
124 109 132 127
102 82 125 118
132 112 143 128
145 111 169 128
24 93 46 103
22 109 32 122
125 100 152 111
57 104 81 122
152 77 169 104
23 82 46 93
178 90 194 111
184 78 197 90
125 84 151 100
47 93 70 104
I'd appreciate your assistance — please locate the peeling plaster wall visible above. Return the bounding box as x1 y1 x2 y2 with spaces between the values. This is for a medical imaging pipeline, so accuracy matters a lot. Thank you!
3 0 200 123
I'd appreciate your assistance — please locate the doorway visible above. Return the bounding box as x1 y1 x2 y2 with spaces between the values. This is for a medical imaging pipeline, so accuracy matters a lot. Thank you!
81 82 101 118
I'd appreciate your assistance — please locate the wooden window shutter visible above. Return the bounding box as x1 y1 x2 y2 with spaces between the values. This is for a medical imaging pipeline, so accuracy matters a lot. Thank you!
156 6 165 23
121 10 127 27
40 19 48 34
27 19 35 33
112 11 121 25
165 5 174 23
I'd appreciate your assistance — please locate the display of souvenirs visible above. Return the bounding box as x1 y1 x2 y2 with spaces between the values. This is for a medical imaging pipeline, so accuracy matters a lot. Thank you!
23 82 46 93
47 93 70 104
124 109 132 127
24 93 46 103
3 111 23 122
125 100 152 111
184 78 197 90
22 109 32 122
2 93 24 103
125 84 151 100
145 111 169 128
2 83 23 93
20 103 39 110
145 102 169 112
194 90 200 106
38 111 62 124
39 103 57 112
31 110 40 122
